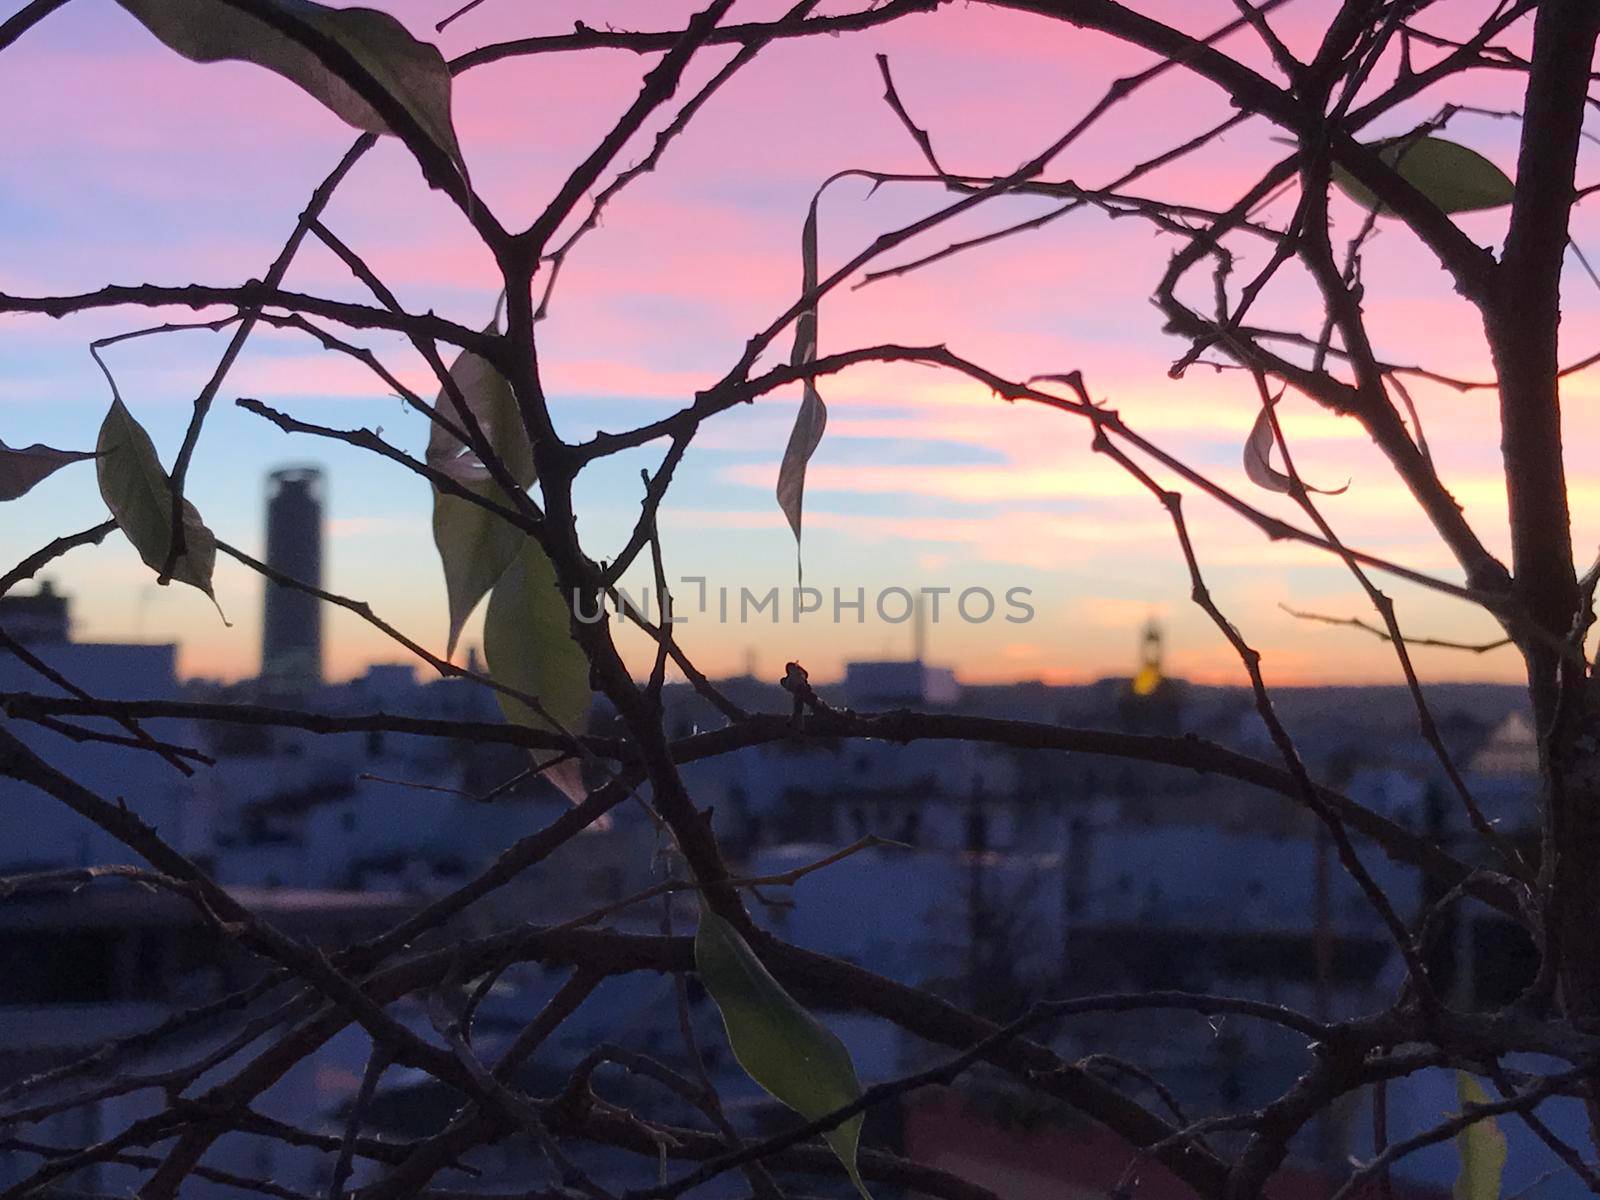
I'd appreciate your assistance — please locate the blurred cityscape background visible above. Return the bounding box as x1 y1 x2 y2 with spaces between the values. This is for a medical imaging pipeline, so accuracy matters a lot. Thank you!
0 462 1560 1199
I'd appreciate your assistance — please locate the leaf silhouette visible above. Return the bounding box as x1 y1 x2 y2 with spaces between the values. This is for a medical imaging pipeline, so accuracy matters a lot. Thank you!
1453 1073 1507 1200
428 302 534 658
0 439 96 502
1334 134 1513 215
776 192 828 577
696 910 871 1199
96 399 221 605
482 537 591 799
1244 402 1348 496
118 0 466 184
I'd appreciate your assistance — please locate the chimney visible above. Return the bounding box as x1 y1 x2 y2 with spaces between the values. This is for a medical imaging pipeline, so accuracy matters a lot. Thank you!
0 579 69 644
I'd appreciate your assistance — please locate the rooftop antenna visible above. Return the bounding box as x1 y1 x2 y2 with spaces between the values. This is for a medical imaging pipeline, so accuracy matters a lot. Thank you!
135 583 156 641
913 591 927 665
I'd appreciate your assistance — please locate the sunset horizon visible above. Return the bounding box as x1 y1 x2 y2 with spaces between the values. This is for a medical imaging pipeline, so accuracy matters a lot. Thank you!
3 0 1571 691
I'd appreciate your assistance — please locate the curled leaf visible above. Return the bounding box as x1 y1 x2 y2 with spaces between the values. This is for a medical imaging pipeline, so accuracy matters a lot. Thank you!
1334 135 1513 215
1453 1073 1507 1200
1244 403 1348 496
426 300 519 484
0 439 96 501
482 537 591 798
429 302 534 658
117 0 466 184
695 910 871 1199
776 192 828 576
96 399 220 605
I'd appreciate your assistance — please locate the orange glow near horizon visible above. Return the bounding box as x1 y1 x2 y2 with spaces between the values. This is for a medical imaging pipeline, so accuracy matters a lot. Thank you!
2 1 1591 695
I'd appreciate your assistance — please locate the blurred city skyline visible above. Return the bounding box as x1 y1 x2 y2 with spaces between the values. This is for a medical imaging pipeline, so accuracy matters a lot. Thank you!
3 0 1586 686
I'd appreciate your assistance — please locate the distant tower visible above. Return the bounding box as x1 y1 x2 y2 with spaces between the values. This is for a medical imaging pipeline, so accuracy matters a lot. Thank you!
1120 618 1182 733
1131 619 1164 697
261 466 324 689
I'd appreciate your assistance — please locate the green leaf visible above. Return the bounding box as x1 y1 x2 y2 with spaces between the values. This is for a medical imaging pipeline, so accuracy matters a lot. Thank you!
428 306 535 658
695 910 871 1199
1453 1073 1507 1200
482 537 591 774
434 482 524 660
117 0 465 183
95 399 219 603
1333 135 1514 215
776 191 827 576
0 438 96 502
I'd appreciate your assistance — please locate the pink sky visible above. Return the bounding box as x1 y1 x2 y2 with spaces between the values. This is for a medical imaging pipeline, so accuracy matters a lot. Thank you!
2 0 1593 689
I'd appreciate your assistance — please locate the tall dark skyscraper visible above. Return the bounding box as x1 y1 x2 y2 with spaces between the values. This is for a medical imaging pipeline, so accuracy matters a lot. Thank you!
261 466 324 689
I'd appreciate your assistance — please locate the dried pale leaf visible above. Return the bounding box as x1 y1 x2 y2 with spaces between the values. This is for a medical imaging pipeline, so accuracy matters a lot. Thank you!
1243 404 1348 496
776 193 828 567
1453 1073 1507 1200
696 910 871 1199
0 439 96 502
95 399 219 603
542 757 587 805
482 537 591 793
426 305 524 485
429 304 534 658
776 388 826 536
1244 404 1292 493
117 0 465 183
1333 135 1513 215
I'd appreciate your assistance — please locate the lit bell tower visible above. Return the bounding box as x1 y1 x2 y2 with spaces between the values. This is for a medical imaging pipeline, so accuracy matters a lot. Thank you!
1131 619 1164 697
1120 618 1181 732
